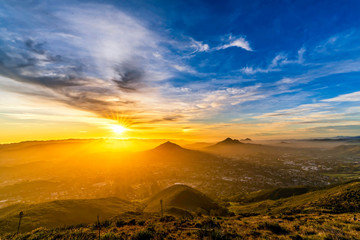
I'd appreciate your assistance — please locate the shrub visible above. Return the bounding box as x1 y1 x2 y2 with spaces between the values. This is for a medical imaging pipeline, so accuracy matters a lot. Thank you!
290 235 303 240
200 218 221 229
115 220 126 228
101 232 123 240
160 215 175 222
197 229 233 240
131 230 154 240
257 222 289 235
128 219 136 225
102 220 112 228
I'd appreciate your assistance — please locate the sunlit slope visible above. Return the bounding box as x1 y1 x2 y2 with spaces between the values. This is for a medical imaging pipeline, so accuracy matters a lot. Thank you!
0 197 135 234
144 184 223 214
231 186 312 203
232 180 360 215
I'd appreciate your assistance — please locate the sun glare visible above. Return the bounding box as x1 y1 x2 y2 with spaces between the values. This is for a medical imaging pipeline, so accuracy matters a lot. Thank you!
111 125 127 134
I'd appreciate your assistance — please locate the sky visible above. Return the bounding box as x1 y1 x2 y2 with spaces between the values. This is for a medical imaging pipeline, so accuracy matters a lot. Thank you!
0 0 360 143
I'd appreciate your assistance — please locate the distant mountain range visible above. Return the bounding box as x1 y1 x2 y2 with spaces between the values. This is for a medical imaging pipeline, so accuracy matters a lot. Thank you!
205 137 285 155
307 136 360 142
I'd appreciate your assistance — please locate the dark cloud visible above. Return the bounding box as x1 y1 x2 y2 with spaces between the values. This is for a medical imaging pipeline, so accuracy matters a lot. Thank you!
0 38 182 127
162 115 182 121
0 38 82 88
24 39 46 55
131 115 184 125
112 62 145 92
0 39 141 120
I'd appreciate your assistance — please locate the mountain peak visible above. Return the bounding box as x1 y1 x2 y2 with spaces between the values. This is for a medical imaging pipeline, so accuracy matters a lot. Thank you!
153 141 184 151
144 184 222 214
218 137 242 145
241 138 252 141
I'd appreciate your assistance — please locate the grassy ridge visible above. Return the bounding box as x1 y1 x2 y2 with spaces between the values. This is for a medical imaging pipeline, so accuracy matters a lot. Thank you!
231 180 360 215
2 212 360 239
231 186 312 203
0 197 135 234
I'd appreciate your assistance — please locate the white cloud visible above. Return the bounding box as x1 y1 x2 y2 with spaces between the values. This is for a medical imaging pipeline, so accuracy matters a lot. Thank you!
54 4 166 82
172 64 196 74
322 91 360 102
190 38 210 52
254 103 330 119
241 66 273 74
217 37 252 51
242 48 305 75
276 77 298 85
274 58 360 86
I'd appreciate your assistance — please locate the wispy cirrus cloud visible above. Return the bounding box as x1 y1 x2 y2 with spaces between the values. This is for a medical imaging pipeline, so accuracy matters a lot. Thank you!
216 36 253 51
190 38 210 53
250 90 360 137
187 35 252 53
241 48 305 75
322 91 360 102
274 58 360 87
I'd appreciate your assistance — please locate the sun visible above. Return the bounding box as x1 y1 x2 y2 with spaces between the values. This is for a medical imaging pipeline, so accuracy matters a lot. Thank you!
111 124 127 134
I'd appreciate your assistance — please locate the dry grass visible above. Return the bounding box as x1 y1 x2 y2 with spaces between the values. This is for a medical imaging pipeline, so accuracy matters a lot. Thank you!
2 212 360 239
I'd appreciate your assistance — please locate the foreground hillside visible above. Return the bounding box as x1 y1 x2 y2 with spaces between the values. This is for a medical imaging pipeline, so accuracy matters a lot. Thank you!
0 197 135 234
2 212 360 239
231 180 360 215
2 181 360 239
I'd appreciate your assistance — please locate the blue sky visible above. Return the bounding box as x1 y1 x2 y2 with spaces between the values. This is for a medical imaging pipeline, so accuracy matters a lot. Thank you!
0 0 359 141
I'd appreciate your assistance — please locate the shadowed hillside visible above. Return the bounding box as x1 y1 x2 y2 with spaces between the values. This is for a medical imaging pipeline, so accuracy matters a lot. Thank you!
0 197 135 234
144 184 227 215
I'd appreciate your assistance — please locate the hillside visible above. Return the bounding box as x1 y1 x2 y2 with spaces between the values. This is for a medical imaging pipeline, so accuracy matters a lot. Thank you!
140 141 219 164
205 137 282 156
2 182 360 239
232 180 360 215
231 186 312 203
144 184 226 215
0 197 135 234
331 145 360 156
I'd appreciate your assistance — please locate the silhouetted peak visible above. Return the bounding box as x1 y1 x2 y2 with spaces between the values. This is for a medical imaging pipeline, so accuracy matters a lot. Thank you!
241 138 252 141
153 141 184 151
218 138 242 145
